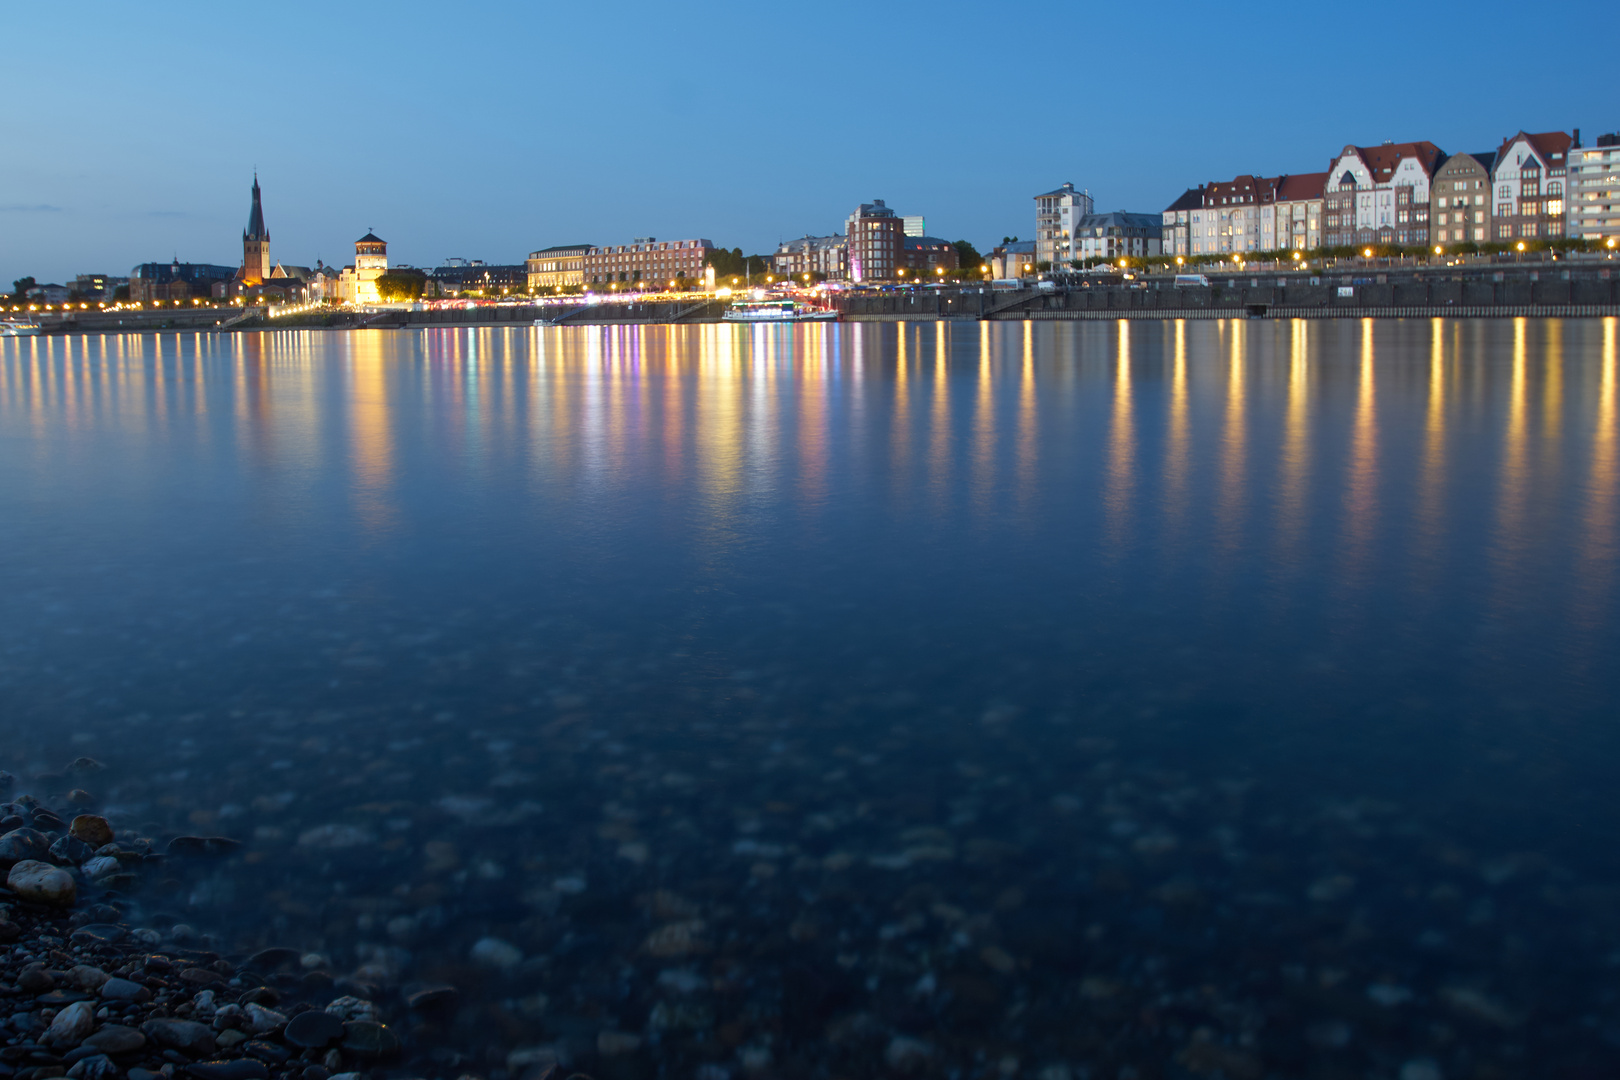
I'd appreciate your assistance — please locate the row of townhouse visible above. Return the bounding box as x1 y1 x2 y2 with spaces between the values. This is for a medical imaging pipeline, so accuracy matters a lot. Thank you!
1163 129 1618 257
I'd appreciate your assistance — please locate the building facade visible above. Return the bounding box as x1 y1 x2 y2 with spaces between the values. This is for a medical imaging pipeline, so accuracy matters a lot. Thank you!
526 245 592 291
1266 173 1326 252
1322 141 1443 247
846 200 904 283
1034 183 1095 266
988 240 1037 279
1569 132 1620 240
772 235 848 280
1161 187 1204 257
582 238 713 288
1492 131 1574 242
901 236 959 275
1073 212 1163 262
432 264 527 297
902 216 926 238
129 261 236 304
1430 151 1495 246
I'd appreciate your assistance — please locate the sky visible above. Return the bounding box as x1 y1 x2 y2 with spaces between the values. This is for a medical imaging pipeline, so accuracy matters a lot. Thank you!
3 0 1617 287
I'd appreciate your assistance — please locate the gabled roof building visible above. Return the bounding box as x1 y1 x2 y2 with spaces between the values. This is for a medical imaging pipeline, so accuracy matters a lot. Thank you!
1322 140 1444 248
1431 151 1496 246
1492 130 1574 242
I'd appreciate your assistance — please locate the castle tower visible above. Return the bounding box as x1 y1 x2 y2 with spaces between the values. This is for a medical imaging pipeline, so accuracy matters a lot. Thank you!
354 231 388 304
241 175 270 286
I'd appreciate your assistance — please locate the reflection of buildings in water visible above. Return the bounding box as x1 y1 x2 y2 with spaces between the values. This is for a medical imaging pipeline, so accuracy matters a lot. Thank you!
1215 319 1248 552
1275 319 1311 562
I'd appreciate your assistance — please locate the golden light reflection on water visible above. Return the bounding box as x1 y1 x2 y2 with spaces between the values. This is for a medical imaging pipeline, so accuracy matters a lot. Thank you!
3 321 1619 654
1103 321 1135 554
1338 320 1380 588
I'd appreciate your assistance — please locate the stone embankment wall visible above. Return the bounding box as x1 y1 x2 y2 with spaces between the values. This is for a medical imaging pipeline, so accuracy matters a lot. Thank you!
838 272 1620 321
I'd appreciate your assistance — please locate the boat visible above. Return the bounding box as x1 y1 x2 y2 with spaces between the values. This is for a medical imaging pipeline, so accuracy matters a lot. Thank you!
0 320 42 337
722 299 839 323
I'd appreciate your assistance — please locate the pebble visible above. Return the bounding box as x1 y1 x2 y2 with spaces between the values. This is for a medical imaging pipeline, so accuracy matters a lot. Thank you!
68 816 115 848
66 1054 120 1080
0 827 51 864
43 1001 98 1049
140 1018 217 1056
101 977 153 1002
82 1025 146 1054
468 937 523 968
282 1011 344 1049
8 859 78 905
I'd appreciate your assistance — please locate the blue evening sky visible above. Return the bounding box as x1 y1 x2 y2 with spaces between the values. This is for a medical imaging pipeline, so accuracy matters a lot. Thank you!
3 0 1616 286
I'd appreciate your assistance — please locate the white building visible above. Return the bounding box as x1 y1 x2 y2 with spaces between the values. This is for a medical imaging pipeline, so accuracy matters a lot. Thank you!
772 235 848 280
1322 141 1443 248
1491 130 1575 242
1034 182 1094 266
1072 212 1162 263
338 232 389 305
901 216 926 238
1568 132 1620 241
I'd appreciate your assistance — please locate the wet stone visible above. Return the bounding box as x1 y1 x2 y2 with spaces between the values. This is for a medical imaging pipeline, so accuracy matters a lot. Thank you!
67 817 114 849
403 985 458 1011
47 837 95 867
100 978 152 1003
65 1054 119 1080
242 1043 289 1064
69 925 126 945
282 1012 344 1049
81 1027 144 1055
8 860 77 906
140 1018 216 1057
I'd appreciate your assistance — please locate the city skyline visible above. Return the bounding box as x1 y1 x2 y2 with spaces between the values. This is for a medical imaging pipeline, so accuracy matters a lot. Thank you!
3 0 1616 286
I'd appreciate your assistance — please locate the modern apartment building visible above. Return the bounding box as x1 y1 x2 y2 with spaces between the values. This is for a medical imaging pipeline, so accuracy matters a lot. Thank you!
582 238 713 288
1034 183 1094 266
902 216 926 238
1430 152 1495 245
772 235 848 280
846 200 904 283
526 244 592 291
1322 141 1443 247
1492 131 1574 242
1568 132 1620 240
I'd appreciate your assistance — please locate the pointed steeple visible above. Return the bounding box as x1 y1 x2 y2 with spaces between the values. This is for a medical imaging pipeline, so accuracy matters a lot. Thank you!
244 173 269 242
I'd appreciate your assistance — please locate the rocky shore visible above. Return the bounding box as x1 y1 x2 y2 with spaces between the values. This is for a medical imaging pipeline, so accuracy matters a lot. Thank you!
0 766 560 1080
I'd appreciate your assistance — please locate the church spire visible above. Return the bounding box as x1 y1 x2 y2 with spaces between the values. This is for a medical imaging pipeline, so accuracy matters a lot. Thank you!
244 173 268 242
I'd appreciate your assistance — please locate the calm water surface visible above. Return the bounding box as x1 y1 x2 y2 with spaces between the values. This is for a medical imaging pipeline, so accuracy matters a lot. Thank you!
2 320 1618 1079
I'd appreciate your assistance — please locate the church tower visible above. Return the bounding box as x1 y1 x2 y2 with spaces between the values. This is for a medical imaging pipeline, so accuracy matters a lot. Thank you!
241 174 270 286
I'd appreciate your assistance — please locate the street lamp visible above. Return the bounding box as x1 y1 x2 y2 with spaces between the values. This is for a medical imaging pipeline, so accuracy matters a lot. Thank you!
1363 247 1373 259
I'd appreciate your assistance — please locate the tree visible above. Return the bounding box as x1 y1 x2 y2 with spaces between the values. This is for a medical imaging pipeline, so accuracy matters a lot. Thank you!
952 240 983 271
375 272 424 302
12 276 35 298
1001 236 1019 245
704 247 773 282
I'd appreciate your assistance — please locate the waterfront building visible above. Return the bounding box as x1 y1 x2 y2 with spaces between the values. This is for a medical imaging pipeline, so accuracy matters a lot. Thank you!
1034 183 1094 266
1161 187 1204 258
772 235 848 281
129 260 236 304
582 238 713 288
902 216 926 238
846 200 904 283
988 240 1037 279
1268 173 1327 252
526 245 592 291
1430 151 1496 245
1322 140 1443 248
432 263 527 297
1492 130 1574 242
71 274 126 300
238 175 271 287
1568 132 1620 240
901 236 959 275
338 232 388 304
25 284 71 304
307 263 339 303
1072 212 1163 262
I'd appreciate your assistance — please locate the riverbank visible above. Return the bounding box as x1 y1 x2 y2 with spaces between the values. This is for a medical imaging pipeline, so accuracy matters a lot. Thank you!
0 771 477 1080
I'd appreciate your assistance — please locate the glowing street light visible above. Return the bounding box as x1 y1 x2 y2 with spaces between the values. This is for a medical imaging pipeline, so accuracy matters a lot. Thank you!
1363 248 1373 258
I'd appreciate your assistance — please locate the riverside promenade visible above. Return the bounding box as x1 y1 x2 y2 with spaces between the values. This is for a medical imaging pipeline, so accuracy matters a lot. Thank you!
22 264 1620 334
